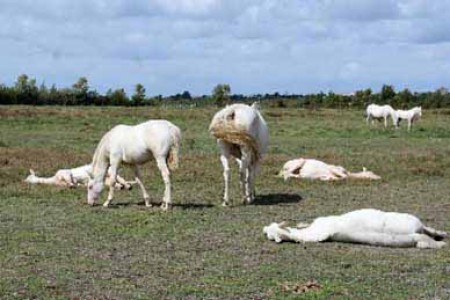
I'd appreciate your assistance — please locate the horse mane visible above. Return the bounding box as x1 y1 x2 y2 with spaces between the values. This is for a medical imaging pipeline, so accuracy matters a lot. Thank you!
210 121 261 163
91 132 110 176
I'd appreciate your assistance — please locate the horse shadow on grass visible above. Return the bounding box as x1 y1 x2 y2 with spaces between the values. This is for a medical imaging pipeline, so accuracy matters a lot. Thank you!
253 193 303 206
104 201 214 210
93 194 302 209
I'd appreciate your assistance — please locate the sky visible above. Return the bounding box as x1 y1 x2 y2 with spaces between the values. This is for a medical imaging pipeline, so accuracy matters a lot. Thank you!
1 0 449 96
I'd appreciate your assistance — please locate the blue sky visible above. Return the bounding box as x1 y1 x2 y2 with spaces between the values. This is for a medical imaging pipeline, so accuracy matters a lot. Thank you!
1 0 449 96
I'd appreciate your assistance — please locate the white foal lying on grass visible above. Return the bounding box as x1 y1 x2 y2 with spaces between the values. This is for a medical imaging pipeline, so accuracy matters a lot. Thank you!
25 164 134 190
264 209 447 249
87 120 181 210
278 158 381 181
209 102 269 206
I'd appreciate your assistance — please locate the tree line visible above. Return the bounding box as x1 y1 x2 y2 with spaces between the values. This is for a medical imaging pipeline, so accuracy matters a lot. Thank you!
1 74 449 109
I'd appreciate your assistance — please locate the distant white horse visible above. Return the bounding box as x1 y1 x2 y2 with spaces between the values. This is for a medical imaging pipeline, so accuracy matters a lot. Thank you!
25 164 134 190
87 120 181 210
366 104 397 128
396 107 422 131
209 103 269 206
278 158 381 181
264 209 447 249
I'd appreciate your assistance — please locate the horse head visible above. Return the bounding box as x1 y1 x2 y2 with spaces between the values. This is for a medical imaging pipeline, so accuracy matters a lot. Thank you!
87 179 104 205
24 169 37 183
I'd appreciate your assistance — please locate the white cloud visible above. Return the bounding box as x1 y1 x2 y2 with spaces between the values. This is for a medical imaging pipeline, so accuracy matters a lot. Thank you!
0 0 449 95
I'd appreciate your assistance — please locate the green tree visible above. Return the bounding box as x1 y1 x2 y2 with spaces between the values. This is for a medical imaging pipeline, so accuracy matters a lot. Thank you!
181 90 191 100
380 84 396 103
14 74 38 104
394 88 414 108
37 82 49 105
108 88 128 106
212 84 231 106
72 77 89 105
131 83 146 106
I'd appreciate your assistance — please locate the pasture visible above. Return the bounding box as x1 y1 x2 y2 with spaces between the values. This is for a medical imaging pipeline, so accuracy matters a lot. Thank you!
1 105 450 299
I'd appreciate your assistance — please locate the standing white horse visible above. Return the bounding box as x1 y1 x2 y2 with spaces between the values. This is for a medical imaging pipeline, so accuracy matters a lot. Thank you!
209 103 269 206
87 120 181 210
396 107 422 131
366 104 397 128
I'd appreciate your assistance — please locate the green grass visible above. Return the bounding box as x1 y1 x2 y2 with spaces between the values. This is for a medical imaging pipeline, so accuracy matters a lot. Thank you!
1 105 450 299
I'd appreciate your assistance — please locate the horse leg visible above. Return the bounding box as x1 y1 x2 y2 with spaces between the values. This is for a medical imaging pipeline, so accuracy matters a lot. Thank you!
115 174 132 190
218 141 233 206
156 157 171 211
408 120 412 131
132 166 151 207
337 231 417 247
414 234 446 249
220 154 231 207
239 148 252 204
103 163 118 207
330 166 348 179
250 161 260 201
422 226 447 240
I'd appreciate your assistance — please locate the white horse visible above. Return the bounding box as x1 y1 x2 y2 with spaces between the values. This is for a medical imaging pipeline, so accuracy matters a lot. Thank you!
209 103 269 206
264 209 447 249
278 158 381 181
87 120 181 210
25 164 134 190
366 104 397 128
396 107 422 131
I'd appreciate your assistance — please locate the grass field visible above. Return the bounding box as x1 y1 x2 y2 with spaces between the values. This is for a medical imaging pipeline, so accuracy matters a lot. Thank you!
1 105 450 299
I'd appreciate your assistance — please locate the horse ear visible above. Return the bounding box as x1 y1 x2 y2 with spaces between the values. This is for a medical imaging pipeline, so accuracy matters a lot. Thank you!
279 221 288 228
226 111 235 121
251 102 261 110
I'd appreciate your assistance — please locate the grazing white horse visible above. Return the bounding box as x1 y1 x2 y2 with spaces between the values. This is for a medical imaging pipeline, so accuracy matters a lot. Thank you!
264 209 447 249
25 164 134 190
209 102 269 206
278 158 381 181
396 107 422 131
366 104 397 128
87 120 181 210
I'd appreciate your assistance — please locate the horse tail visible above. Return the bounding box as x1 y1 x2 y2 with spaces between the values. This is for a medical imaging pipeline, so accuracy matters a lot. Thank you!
167 125 181 171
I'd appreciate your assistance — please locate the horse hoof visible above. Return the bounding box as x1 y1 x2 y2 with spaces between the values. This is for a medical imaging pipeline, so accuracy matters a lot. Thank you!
221 202 230 207
160 203 171 211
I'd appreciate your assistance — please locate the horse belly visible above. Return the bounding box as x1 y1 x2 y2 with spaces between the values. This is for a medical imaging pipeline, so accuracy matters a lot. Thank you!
300 161 334 179
121 148 152 164
382 213 422 234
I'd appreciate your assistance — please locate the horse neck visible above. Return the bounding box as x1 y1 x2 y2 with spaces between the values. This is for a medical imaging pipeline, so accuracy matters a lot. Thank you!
29 175 58 184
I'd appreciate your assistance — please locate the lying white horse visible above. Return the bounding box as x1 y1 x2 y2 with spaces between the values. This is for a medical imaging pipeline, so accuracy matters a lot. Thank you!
25 164 134 190
396 106 422 131
264 209 447 249
209 103 269 206
87 120 181 210
278 158 381 181
366 104 397 128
